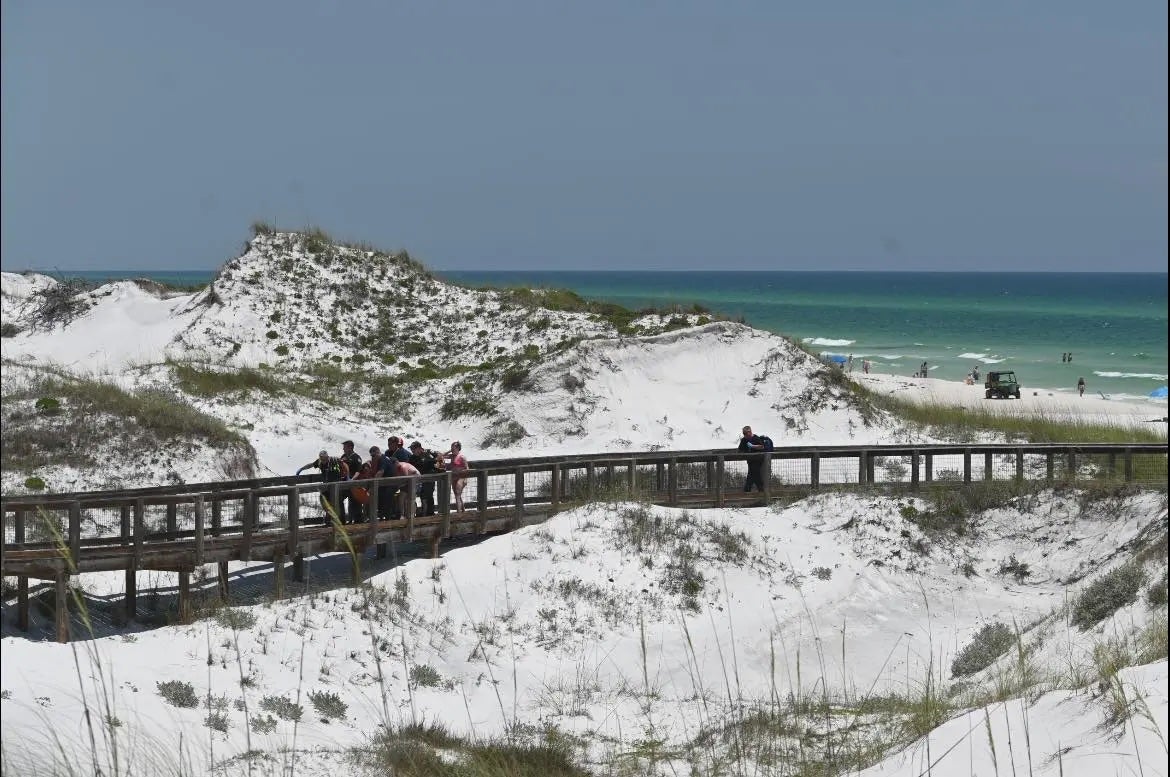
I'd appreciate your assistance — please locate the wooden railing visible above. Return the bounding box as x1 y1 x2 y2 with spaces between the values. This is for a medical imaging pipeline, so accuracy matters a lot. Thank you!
2 442 1165 642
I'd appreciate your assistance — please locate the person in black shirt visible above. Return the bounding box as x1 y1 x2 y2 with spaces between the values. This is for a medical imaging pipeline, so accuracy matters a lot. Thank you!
296 450 350 521
737 426 767 493
339 440 365 523
408 441 441 516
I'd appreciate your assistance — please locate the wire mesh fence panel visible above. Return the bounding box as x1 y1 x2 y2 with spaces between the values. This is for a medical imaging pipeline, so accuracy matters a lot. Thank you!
19 506 69 544
256 492 290 534
987 453 1019 481
173 501 197 538
870 455 913 486
818 456 861 486
926 453 967 483
215 496 249 534
675 461 710 492
85 504 126 541
1021 452 1050 482
521 468 553 502
720 460 749 490
559 465 592 502
482 470 516 507
1132 452 1168 487
772 457 811 488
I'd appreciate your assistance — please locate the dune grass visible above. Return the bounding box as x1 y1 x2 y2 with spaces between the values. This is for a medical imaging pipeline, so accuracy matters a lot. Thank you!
852 383 1167 444
1 365 249 473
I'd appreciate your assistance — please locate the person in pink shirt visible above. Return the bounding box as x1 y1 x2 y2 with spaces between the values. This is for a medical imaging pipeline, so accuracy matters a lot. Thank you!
443 441 469 513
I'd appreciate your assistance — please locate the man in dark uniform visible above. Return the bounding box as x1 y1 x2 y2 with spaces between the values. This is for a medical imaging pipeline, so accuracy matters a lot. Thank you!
408 441 441 516
339 440 365 523
296 450 349 522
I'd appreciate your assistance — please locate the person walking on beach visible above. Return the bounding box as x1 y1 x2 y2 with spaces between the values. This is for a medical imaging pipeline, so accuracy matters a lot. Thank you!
1077 377 1086 397
863 360 870 375
919 361 929 378
737 425 772 493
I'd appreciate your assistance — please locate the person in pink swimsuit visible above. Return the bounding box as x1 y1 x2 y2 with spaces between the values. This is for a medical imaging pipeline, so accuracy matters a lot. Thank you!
443 441 469 513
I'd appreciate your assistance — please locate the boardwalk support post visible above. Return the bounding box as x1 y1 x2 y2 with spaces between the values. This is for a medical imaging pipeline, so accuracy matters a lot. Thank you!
68 501 81 571
16 508 28 632
1015 449 1025 483
194 496 205 566
984 452 993 481
273 551 285 599
476 471 488 534
550 465 560 514
668 459 678 506
810 453 820 492
763 453 772 502
715 455 725 506
963 449 972 483
910 451 920 493
178 569 192 624
55 568 70 644
514 469 525 531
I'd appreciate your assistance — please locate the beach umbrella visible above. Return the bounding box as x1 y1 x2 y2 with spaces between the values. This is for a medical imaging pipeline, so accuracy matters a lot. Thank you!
826 354 848 365
1150 386 1168 399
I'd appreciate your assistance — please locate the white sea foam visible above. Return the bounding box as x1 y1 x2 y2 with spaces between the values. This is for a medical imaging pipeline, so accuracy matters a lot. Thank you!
958 352 1007 364
802 337 855 347
1093 371 1168 380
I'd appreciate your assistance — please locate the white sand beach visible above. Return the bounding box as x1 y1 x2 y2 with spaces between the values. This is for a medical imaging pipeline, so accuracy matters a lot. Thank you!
854 369 1169 430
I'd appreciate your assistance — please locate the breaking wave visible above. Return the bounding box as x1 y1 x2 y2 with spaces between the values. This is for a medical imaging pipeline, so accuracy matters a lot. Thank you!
1092 371 1167 381
958 352 1007 364
803 337 855 347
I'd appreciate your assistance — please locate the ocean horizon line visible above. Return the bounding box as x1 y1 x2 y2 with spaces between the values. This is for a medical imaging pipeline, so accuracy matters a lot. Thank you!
5 267 1168 278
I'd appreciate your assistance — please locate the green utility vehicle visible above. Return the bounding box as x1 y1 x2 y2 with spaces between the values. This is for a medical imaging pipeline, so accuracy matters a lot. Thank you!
985 370 1021 399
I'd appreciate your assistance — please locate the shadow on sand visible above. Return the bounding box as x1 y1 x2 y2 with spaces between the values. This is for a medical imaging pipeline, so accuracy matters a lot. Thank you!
1 532 502 643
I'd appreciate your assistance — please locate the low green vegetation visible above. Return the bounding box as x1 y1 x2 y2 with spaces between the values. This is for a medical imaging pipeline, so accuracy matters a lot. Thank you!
951 622 1017 677
156 680 199 709
356 722 589 777
1 365 249 473
1072 560 1147 630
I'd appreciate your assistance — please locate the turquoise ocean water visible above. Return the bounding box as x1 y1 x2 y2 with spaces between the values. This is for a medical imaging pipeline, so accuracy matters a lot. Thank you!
60 270 1167 401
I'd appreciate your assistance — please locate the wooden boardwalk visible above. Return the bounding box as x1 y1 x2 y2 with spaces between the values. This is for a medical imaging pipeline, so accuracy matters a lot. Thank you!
2 442 1165 642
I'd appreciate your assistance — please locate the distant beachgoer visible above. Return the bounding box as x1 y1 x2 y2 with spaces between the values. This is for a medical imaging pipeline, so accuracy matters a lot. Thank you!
1077 377 1086 397
737 425 772 493
1062 352 1067 363
847 354 854 373
1067 353 1073 363
863 360 870 375
443 441 470 513
920 361 928 378
972 366 980 382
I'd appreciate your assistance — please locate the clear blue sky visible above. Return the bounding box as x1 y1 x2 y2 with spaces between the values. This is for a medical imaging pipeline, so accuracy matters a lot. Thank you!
2 1 1166 272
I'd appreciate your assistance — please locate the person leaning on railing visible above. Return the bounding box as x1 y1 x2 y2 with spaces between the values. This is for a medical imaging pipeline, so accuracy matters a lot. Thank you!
295 450 350 522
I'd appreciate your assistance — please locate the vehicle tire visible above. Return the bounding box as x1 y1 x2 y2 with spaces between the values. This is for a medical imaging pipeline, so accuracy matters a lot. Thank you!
1014 390 1021 399
985 390 992 399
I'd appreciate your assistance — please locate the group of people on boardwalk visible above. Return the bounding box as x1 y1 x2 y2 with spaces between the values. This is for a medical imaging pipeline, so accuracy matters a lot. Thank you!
296 436 469 524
